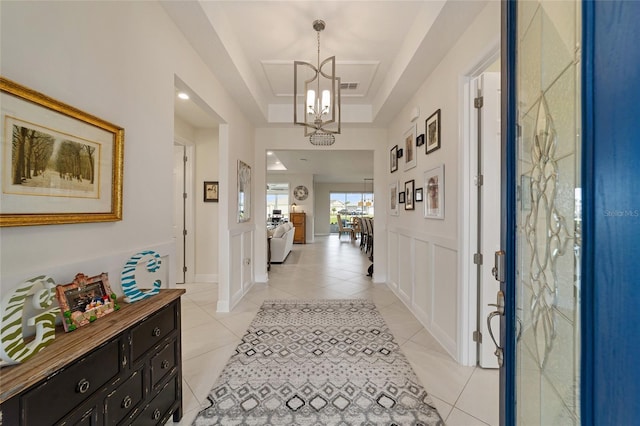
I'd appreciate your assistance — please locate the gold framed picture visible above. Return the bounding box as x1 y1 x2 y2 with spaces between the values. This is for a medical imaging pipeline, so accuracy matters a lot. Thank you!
0 77 124 226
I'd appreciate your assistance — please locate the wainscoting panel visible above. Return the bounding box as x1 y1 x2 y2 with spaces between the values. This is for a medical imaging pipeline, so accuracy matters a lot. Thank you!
412 239 432 327
387 227 458 359
242 231 253 292
230 232 243 306
229 228 255 310
431 244 458 355
387 231 399 291
397 234 413 304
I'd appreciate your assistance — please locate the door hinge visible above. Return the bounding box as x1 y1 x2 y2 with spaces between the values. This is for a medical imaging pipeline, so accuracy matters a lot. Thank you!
473 253 483 265
475 175 484 187
473 330 482 343
474 96 484 108
183 229 187 236
183 266 187 273
183 155 188 163
516 123 522 138
183 192 187 199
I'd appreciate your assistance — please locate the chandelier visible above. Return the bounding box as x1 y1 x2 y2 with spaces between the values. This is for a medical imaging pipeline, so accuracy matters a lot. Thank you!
294 20 341 146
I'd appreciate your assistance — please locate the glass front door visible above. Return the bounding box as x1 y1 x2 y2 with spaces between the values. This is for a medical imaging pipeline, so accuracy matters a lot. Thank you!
510 0 582 424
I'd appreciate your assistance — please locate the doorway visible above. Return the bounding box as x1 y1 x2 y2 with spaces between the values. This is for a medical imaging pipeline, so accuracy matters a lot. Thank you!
461 52 501 368
470 71 501 369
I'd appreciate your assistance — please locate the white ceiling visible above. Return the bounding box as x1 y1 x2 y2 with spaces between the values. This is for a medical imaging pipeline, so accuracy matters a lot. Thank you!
267 150 374 184
167 0 489 181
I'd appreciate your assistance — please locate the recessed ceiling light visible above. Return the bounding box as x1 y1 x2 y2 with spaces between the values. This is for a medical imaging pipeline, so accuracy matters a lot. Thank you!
177 92 190 100
267 151 274 155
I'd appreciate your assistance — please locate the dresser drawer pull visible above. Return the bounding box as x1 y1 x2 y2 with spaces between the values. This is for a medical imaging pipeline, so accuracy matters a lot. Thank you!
152 408 161 420
161 360 170 369
152 327 161 337
122 395 133 409
76 378 91 394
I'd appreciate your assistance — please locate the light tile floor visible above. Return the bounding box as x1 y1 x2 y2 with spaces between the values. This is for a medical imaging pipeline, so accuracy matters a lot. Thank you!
172 235 498 425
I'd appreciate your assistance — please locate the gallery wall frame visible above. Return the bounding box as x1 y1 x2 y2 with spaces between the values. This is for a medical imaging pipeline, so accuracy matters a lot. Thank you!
403 124 417 171
204 181 219 202
415 187 423 202
404 179 415 210
390 145 398 173
424 164 444 219
0 77 124 227
425 109 441 154
389 181 399 216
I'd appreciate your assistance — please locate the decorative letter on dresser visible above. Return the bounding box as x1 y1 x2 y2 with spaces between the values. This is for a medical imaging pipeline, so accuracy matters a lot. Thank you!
0 289 185 425
290 212 306 244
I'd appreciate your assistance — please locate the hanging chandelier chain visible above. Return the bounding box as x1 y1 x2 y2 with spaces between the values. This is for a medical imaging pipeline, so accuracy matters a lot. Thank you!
317 30 321 69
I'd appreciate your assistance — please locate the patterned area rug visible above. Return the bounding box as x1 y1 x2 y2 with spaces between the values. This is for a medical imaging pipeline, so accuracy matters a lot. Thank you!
193 299 444 425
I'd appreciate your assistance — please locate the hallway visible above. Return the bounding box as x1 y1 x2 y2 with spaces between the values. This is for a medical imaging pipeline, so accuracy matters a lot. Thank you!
176 235 498 425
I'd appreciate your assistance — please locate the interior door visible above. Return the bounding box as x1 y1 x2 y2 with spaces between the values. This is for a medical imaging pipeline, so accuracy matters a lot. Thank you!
472 72 501 369
497 1 582 424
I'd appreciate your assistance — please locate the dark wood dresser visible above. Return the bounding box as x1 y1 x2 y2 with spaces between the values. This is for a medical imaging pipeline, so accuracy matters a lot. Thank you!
0 289 185 425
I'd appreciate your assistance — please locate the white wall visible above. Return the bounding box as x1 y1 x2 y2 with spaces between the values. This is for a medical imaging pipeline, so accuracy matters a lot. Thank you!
386 1 500 361
195 128 219 282
0 1 253 312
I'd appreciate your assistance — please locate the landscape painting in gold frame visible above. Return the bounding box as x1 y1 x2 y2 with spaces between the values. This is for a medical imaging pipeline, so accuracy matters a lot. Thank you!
0 77 124 226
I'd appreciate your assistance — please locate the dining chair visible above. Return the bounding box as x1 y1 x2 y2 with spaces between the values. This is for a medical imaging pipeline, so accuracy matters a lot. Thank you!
336 214 355 241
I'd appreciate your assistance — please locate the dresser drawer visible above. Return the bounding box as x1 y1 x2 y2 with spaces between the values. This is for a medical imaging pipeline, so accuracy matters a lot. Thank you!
57 398 100 426
131 302 177 362
23 338 121 425
150 339 177 389
133 376 178 426
104 368 144 425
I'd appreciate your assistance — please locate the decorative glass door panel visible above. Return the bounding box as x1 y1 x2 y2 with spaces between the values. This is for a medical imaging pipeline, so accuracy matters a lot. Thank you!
515 1 581 424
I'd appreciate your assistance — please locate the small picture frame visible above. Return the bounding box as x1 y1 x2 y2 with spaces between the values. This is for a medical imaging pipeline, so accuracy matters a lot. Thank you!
425 109 441 154
415 187 423 202
56 273 119 332
416 134 425 146
204 181 219 202
404 179 415 210
390 146 398 173
424 164 444 219
389 181 399 216
399 191 406 204
403 124 417 171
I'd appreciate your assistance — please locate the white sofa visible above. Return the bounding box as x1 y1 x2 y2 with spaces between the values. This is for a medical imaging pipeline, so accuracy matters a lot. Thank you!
269 222 295 263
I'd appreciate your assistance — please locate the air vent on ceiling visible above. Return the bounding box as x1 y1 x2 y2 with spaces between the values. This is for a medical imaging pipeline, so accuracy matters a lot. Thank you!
340 82 359 90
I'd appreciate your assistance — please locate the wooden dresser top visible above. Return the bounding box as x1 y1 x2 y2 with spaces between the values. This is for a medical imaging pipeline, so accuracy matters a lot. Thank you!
0 289 185 403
